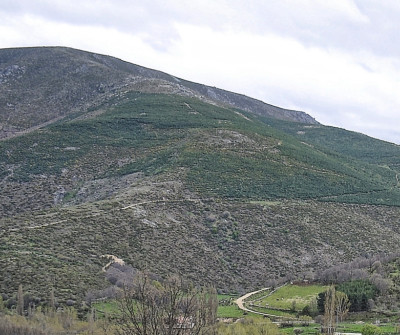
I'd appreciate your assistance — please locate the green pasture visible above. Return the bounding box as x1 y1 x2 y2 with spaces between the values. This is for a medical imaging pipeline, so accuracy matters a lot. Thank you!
94 294 244 319
258 284 328 311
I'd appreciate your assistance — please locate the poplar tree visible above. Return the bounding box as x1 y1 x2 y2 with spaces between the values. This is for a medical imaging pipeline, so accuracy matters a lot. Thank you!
16 284 24 316
335 291 350 323
50 287 56 311
323 286 336 335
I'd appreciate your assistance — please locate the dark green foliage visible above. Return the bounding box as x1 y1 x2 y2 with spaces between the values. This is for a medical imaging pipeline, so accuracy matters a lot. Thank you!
337 280 377 312
1 93 399 204
317 280 377 313
263 118 400 167
317 291 325 313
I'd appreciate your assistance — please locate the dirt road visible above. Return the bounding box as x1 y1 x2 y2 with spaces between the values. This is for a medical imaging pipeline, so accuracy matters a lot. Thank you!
235 287 270 315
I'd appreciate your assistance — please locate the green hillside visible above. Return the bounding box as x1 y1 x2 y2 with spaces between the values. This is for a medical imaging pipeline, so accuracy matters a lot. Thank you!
1 93 399 209
1 47 400 308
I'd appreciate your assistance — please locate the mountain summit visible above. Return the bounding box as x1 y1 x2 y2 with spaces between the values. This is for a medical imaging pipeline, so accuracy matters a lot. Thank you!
0 47 317 139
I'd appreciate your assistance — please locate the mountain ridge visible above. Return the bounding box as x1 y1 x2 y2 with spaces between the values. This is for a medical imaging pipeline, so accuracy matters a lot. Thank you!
0 46 317 139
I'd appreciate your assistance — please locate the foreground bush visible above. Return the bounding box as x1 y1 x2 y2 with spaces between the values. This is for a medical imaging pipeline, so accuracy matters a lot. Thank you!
0 309 114 335
216 317 280 335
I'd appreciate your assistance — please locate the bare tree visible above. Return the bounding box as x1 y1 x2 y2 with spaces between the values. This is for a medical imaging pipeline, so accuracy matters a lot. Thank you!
50 287 56 312
370 273 389 294
17 284 24 316
116 272 217 335
323 286 336 335
335 291 350 323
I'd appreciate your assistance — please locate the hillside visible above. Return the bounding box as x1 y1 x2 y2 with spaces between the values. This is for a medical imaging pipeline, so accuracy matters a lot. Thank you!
0 47 316 139
0 47 400 306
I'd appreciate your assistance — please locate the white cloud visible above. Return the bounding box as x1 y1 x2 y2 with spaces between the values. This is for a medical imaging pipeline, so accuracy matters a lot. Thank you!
162 23 400 143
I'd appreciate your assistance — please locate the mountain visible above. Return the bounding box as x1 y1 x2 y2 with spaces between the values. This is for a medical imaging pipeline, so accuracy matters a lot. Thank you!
0 47 400 305
0 46 316 140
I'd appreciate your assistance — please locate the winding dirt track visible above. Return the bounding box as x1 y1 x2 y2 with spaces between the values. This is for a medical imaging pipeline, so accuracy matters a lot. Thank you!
235 284 300 321
235 283 314 324
235 287 271 316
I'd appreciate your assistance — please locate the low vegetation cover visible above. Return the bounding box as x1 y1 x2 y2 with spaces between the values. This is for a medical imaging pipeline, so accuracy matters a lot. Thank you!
216 317 280 335
2 90 400 307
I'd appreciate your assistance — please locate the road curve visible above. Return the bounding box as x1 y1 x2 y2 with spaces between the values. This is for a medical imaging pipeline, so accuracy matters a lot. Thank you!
235 287 270 314
235 284 316 325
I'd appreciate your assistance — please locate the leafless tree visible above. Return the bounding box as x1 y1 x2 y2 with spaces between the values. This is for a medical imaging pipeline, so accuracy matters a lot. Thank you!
323 286 336 335
116 272 217 335
370 273 389 294
17 284 24 316
335 291 350 323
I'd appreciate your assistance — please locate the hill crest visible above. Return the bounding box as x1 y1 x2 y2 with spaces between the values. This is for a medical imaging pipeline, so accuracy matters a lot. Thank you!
0 46 317 139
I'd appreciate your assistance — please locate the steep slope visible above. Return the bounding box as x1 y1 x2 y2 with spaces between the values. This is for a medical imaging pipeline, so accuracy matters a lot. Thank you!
1 92 399 218
0 47 316 139
2 184 400 304
1 92 400 304
1 47 400 306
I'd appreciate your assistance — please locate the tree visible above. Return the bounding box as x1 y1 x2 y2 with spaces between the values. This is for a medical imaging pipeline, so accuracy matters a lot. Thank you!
335 291 350 323
50 287 56 312
317 291 325 314
291 300 297 312
0 295 5 314
17 284 24 316
116 272 217 335
323 286 336 335
337 280 377 312
308 297 319 317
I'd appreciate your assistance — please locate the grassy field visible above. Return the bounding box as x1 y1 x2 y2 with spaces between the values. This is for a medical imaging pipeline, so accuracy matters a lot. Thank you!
217 305 246 318
93 294 245 319
256 284 328 311
249 306 296 318
93 300 120 317
280 322 398 335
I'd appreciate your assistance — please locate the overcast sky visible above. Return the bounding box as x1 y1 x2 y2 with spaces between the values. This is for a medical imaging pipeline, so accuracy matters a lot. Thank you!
1 0 400 144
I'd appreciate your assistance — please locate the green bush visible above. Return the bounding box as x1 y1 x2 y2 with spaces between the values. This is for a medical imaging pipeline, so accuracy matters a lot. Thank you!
361 323 382 335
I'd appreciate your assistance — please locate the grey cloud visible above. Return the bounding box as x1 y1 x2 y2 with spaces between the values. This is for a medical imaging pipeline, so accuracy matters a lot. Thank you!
229 1 400 59
3 0 400 57
0 0 182 49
